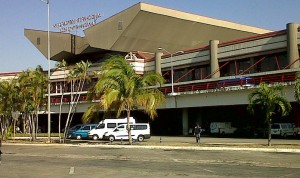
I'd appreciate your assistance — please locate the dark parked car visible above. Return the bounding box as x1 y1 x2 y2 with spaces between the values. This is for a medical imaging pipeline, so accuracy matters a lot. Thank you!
68 124 97 140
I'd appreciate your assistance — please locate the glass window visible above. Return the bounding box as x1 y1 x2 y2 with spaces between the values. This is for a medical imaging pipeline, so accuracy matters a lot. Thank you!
135 125 147 130
97 124 105 129
116 125 125 131
107 123 117 128
72 125 82 130
82 126 90 130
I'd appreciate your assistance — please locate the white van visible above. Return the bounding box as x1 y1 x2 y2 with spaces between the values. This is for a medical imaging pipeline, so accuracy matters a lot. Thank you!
103 123 150 142
210 122 237 135
271 123 297 137
88 117 135 140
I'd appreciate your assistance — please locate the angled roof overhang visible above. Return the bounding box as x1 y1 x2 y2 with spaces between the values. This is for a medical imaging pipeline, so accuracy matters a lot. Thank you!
84 2 272 53
24 29 101 63
25 2 272 62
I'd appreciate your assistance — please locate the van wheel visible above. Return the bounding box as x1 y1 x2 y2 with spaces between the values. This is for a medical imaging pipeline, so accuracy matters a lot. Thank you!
109 135 115 142
137 135 144 142
76 135 82 140
92 135 99 140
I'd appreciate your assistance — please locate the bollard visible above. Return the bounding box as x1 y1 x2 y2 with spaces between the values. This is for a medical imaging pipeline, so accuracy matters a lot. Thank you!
121 138 123 144
160 137 162 143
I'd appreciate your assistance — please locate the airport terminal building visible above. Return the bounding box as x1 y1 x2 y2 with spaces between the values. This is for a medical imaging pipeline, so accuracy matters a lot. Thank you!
4 2 300 136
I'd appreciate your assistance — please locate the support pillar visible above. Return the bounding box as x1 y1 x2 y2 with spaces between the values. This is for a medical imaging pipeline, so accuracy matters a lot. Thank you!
210 40 220 78
155 52 163 75
287 23 300 69
182 108 189 136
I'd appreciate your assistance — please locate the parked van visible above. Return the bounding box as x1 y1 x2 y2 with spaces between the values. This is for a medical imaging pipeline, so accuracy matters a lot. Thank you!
88 117 136 140
210 122 237 135
271 123 297 137
103 123 150 142
68 124 97 140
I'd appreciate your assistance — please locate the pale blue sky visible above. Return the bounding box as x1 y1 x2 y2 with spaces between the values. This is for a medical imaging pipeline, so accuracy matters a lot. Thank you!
0 0 299 73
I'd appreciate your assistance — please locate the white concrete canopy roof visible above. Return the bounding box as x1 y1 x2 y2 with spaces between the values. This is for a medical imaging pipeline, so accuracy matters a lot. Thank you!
84 2 271 53
25 2 272 62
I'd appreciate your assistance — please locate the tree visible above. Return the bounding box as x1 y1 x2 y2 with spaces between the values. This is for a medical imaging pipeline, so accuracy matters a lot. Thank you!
83 55 165 144
18 66 47 141
63 60 92 142
0 79 20 140
247 82 291 146
55 60 68 143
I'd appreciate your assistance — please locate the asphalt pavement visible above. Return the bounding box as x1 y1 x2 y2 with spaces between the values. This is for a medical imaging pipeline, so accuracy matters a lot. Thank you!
5 135 300 153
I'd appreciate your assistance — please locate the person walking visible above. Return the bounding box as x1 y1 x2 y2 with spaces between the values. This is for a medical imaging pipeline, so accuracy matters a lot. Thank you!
194 123 202 143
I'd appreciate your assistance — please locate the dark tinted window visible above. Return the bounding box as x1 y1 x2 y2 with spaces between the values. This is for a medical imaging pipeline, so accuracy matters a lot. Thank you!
97 124 105 129
132 125 147 130
107 123 117 128
117 122 127 126
82 126 90 130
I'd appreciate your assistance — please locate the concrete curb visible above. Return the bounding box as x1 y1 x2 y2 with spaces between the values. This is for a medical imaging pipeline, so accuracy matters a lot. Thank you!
3 142 300 153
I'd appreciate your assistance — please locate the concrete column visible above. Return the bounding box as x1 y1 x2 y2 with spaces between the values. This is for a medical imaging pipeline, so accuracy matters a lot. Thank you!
155 52 163 75
287 23 300 69
182 108 189 136
210 40 220 78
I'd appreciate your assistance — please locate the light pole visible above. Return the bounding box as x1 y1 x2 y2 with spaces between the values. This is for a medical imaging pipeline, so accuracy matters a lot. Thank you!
41 0 51 142
158 47 184 95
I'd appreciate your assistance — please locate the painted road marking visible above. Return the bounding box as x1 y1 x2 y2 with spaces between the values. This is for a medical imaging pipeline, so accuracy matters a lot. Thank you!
69 167 75 174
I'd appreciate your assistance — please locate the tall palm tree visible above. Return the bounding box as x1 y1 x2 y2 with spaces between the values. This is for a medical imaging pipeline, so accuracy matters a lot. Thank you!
63 60 92 142
55 60 68 143
248 82 291 146
83 55 165 144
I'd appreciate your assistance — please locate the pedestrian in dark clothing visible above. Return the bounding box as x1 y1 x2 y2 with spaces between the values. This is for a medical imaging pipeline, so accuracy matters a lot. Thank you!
194 123 201 143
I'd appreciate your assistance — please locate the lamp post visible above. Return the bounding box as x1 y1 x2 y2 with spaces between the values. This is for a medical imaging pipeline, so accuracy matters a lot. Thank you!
158 47 184 95
41 0 51 142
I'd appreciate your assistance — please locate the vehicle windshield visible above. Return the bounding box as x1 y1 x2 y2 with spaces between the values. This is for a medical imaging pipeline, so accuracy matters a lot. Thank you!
71 125 82 130
97 124 105 129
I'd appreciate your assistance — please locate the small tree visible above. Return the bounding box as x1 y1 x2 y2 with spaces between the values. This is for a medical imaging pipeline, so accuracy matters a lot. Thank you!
18 66 47 141
83 55 165 144
248 82 291 146
0 79 20 140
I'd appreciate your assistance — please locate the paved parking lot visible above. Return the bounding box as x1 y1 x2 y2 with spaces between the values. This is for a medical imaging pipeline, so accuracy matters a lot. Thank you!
1 143 300 178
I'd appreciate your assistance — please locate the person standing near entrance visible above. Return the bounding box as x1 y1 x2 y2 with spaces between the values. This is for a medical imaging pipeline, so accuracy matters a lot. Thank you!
194 123 202 143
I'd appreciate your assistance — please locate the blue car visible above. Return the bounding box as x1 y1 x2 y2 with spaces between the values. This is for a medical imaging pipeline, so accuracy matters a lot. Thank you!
68 124 97 140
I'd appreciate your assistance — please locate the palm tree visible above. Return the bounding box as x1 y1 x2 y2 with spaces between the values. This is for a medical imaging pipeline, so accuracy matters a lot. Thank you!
18 66 47 141
55 60 68 143
83 55 165 144
63 60 92 142
248 82 291 146
0 79 20 140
